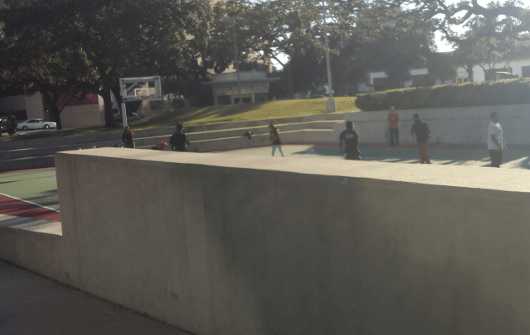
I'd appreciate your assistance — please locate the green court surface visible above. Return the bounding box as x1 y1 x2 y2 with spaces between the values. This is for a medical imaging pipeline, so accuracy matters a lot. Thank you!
0 168 59 210
1 145 529 211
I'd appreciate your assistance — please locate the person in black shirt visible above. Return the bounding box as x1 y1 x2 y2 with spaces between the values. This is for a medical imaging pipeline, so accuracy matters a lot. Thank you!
6 115 17 136
169 123 189 152
410 113 431 164
269 124 284 157
339 121 360 160
121 126 135 148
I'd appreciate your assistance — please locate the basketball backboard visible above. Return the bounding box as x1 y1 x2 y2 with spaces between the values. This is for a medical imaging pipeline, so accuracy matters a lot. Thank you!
119 76 162 102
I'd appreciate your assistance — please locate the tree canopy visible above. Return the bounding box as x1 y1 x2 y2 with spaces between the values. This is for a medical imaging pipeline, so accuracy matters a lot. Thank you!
0 0 210 127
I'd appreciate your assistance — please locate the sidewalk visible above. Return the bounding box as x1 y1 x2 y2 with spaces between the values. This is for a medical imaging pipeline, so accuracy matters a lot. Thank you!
0 259 193 335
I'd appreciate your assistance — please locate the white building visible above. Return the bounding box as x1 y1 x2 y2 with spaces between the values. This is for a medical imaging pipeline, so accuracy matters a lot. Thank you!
203 71 278 105
358 68 453 93
455 58 530 83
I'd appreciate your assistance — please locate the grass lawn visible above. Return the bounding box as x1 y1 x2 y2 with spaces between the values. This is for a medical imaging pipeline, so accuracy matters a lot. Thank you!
0 97 357 142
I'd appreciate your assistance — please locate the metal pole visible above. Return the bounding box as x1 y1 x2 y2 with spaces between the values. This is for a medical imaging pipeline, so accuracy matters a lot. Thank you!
121 102 128 129
322 1 332 99
322 0 336 112
232 20 243 104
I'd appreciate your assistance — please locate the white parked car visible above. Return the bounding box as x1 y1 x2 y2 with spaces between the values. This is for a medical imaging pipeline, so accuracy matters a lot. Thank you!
17 119 57 130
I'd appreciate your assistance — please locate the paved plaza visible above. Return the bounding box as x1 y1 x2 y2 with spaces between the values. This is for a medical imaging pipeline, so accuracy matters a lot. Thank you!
223 143 530 169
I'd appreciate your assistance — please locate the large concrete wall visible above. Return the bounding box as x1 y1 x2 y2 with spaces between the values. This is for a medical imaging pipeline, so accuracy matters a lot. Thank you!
55 149 530 335
337 104 530 146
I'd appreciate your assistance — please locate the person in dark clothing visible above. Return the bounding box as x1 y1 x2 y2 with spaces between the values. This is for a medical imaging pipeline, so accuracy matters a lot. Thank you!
121 126 135 148
6 115 17 136
169 123 189 152
269 124 284 157
339 121 361 160
410 113 431 164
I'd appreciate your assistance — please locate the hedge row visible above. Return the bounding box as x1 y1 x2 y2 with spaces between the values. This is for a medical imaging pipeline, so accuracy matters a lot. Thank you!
355 78 530 111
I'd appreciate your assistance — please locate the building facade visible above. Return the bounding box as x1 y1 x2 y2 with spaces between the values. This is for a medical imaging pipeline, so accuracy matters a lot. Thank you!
204 71 278 105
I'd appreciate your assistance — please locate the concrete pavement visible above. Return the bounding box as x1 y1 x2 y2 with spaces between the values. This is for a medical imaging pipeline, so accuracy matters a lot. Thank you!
0 260 193 335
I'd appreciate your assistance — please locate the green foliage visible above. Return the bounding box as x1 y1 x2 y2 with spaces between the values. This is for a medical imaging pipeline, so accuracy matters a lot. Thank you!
355 79 530 111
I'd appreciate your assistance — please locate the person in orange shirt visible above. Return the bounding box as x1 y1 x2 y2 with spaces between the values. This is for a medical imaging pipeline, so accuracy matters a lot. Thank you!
387 106 399 146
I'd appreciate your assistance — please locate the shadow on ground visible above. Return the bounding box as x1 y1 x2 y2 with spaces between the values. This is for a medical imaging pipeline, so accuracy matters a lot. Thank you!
290 145 530 169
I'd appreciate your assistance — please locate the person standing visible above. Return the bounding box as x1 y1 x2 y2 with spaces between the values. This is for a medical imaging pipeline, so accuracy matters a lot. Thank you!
410 113 431 164
121 126 135 148
169 123 189 152
339 121 361 160
6 115 17 136
387 106 399 146
487 111 506 168
269 124 284 157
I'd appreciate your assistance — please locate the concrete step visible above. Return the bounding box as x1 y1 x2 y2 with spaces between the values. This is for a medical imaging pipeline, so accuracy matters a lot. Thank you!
0 155 55 172
0 127 175 151
184 113 347 134
0 114 350 152
0 113 351 171
185 120 338 141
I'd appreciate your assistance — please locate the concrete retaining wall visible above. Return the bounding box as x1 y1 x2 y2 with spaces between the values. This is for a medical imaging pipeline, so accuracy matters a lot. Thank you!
335 104 530 145
55 149 530 335
0 127 175 151
0 227 63 280
189 130 332 152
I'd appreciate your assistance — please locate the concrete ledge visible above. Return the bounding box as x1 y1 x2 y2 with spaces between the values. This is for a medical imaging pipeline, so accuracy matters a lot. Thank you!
0 156 55 172
188 130 333 152
0 127 175 151
186 121 337 142
184 113 346 133
0 113 348 152
55 149 530 335
0 226 63 281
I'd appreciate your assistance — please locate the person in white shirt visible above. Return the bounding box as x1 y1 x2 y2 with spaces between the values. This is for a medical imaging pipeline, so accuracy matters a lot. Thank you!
487 112 507 168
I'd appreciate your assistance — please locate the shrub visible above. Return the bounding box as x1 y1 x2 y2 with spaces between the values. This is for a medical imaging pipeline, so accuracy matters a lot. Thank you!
355 79 530 111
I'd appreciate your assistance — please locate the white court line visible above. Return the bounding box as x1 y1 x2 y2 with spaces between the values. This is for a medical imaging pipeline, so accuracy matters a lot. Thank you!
0 192 60 213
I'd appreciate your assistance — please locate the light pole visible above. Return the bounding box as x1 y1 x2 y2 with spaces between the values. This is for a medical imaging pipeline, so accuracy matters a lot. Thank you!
320 0 336 113
222 16 244 104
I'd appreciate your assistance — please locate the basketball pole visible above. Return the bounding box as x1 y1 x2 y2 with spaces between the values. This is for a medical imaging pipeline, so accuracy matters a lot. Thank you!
121 102 128 129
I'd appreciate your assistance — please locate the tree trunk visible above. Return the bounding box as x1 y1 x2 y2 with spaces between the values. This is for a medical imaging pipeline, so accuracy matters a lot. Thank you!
101 86 116 128
50 106 62 130
287 64 294 99
41 91 63 130
466 65 474 82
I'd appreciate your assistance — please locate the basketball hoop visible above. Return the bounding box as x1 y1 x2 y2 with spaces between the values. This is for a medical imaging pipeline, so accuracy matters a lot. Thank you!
140 96 150 101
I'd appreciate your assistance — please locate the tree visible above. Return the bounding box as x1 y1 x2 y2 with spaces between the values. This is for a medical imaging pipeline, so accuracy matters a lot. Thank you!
0 0 99 129
0 0 210 127
239 0 332 98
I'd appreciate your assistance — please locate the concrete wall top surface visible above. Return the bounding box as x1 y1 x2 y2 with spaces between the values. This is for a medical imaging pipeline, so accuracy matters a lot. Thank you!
57 148 530 193
55 148 530 335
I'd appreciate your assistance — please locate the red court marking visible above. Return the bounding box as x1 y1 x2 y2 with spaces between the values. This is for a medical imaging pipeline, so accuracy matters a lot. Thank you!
0 194 61 222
